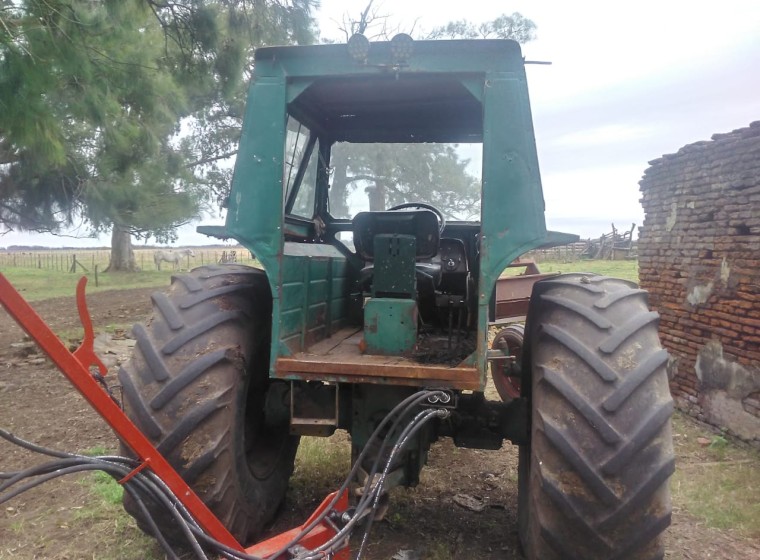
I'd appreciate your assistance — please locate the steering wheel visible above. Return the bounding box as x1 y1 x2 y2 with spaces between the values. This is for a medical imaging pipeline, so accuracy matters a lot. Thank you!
387 202 446 235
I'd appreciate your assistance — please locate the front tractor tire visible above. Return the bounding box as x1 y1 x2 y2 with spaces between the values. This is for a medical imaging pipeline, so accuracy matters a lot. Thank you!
118 265 299 545
518 274 675 560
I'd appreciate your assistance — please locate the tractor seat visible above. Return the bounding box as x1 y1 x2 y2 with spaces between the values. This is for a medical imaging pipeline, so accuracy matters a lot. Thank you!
352 210 442 295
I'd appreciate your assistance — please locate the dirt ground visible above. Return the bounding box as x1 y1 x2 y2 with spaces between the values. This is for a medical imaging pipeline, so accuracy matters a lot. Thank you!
1 286 759 559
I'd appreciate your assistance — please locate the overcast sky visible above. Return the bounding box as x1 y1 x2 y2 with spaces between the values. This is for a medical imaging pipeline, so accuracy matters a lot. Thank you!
4 0 759 247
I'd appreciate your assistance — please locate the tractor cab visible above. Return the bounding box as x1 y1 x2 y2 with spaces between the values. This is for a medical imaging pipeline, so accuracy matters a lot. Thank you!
209 36 555 389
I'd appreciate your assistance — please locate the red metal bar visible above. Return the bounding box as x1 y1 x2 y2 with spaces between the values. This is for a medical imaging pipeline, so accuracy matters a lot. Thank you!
0 274 244 552
72 277 107 376
1 273 351 558
246 490 349 559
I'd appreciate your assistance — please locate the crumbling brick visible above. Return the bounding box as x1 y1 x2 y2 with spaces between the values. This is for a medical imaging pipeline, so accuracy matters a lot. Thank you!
639 121 760 447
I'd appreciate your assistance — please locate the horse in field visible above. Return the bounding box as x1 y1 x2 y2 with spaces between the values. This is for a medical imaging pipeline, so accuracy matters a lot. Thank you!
153 248 195 271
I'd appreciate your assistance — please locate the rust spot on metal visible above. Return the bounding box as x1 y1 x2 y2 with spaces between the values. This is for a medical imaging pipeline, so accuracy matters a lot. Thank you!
494 261 559 321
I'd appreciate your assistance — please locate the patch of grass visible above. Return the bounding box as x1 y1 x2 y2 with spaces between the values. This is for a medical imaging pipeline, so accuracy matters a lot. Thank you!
531 259 640 284
1 249 262 301
426 542 455 559
0 248 261 300
69 472 161 559
79 471 124 506
289 433 351 502
0 267 174 301
671 413 760 538
81 445 112 457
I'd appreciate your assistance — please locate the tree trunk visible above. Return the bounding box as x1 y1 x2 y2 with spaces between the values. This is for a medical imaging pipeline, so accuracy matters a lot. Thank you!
105 223 138 272
330 150 350 218
367 182 386 211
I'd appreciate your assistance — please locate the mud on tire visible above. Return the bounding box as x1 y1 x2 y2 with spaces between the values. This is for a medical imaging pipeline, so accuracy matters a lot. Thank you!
518 274 675 560
118 264 299 545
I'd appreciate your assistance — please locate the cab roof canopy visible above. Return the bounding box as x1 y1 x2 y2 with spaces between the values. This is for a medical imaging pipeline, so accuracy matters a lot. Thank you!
254 39 526 144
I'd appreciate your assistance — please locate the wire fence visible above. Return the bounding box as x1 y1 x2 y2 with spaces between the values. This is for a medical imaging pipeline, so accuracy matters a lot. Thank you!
0 248 257 272
524 242 638 263
0 243 631 272
523 242 588 263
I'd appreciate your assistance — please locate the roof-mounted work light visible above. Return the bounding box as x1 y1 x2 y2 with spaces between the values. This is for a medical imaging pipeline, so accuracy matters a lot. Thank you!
390 33 414 64
347 33 370 63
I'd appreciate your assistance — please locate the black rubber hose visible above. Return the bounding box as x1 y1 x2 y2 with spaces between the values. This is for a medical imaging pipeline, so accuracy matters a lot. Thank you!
0 452 208 559
0 428 76 459
301 407 447 560
354 409 446 560
0 391 448 560
266 390 442 559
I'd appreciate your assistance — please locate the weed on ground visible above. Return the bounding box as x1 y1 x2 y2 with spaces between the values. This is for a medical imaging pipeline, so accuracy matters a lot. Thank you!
670 413 760 538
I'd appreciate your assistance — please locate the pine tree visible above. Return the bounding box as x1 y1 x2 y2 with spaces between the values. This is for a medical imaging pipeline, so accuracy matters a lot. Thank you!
0 1 317 269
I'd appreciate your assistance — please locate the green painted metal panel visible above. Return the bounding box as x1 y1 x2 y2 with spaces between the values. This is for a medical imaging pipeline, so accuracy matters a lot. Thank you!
476 71 547 375
331 277 348 297
281 282 306 311
223 76 288 365
372 235 416 298
282 256 307 282
307 278 328 304
280 308 304 338
479 73 546 281
275 249 353 354
283 243 346 258
226 76 286 266
307 302 328 325
254 40 524 79
330 298 348 323
364 298 418 355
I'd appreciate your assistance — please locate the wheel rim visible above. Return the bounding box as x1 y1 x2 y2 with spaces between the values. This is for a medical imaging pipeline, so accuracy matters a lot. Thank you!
491 326 524 401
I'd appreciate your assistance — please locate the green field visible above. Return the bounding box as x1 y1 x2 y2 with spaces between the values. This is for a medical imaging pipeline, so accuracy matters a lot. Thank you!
2 246 640 301
532 259 639 284
0 247 258 300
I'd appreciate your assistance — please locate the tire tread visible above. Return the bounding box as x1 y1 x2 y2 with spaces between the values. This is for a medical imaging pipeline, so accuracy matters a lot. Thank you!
520 275 674 559
119 265 295 545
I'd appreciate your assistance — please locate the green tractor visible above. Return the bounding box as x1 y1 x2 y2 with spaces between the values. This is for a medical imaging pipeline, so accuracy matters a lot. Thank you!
120 35 674 559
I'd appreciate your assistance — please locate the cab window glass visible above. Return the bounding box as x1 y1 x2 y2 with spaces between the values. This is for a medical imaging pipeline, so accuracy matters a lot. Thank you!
328 142 481 221
292 139 319 218
283 116 317 218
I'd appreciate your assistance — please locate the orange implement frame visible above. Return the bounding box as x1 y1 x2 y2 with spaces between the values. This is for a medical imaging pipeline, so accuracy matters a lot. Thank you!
494 260 559 321
247 490 349 559
0 274 349 559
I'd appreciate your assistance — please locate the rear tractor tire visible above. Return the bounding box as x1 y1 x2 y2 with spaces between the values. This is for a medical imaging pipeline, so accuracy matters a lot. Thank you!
118 265 299 546
518 274 675 560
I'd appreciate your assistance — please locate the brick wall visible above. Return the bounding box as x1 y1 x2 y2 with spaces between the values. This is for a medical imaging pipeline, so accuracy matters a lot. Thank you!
639 121 760 446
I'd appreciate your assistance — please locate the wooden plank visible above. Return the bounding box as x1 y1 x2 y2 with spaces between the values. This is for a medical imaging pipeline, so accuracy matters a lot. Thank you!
275 368 482 391
305 327 361 355
277 355 475 377
277 325 483 390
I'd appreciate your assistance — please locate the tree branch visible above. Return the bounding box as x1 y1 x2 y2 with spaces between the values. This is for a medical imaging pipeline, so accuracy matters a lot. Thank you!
186 149 238 168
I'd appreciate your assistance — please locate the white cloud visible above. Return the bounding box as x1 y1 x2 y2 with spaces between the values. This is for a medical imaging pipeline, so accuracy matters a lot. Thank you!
549 124 658 149
542 163 646 221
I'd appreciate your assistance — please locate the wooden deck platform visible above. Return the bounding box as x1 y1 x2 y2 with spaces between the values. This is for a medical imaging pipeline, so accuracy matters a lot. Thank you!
275 327 481 390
